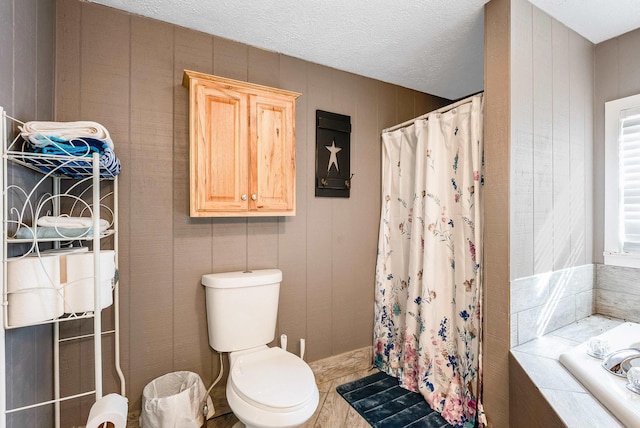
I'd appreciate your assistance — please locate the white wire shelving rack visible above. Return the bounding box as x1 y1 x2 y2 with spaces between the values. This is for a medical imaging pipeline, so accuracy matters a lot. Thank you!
0 107 125 428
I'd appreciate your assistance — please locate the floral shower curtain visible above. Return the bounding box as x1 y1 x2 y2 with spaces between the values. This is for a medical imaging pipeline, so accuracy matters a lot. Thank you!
373 94 484 428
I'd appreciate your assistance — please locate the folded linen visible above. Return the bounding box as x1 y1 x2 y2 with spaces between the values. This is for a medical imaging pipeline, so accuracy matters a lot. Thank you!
15 226 94 240
20 135 121 178
28 135 107 156
37 216 109 232
19 121 114 149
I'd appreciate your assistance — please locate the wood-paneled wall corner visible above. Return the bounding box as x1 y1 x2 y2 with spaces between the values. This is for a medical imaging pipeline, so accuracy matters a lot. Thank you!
483 0 511 426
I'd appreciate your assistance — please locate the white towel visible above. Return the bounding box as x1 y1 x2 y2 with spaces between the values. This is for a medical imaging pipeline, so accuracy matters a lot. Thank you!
19 121 114 149
37 216 110 232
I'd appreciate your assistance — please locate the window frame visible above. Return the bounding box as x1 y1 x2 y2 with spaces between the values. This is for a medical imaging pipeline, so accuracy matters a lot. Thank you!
604 93 640 268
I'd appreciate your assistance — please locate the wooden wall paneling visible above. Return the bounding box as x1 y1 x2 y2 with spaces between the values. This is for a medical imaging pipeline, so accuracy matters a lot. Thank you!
55 0 81 121
329 70 364 355
377 82 398 131
35 0 54 120
249 47 280 88
128 15 176 409
414 92 432 117
57 325 79 420
247 48 281 270
213 37 249 82
396 86 417 124
79 4 130 132
344 76 380 352
108 31 133 424
57 1 90 419
356 86 381 349
373 80 398 362
569 31 587 266
510 0 533 280
211 37 249 272
593 39 619 264
35 1 55 423
77 323 97 423
1 1 56 425
7 328 37 427
277 55 308 357
532 8 553 275
0 0 12 109
414 92 450 117
551 21 571 271
204 209 247 270
247 216 280 270
77 5 131 407
484 0 511 425
70 331 118 420
13 0 37 121
34 324 54 425
54 1 81 422
210 218 249 272
172 27 215 382
305 62 334 361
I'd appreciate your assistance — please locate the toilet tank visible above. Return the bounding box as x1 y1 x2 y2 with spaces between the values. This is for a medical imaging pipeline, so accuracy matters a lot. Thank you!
202 269 282 352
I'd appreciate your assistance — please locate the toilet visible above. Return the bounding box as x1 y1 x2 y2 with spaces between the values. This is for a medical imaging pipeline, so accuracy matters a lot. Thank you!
202 269 319 428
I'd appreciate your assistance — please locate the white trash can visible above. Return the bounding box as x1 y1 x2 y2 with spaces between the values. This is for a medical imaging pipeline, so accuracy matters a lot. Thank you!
140 371 214 428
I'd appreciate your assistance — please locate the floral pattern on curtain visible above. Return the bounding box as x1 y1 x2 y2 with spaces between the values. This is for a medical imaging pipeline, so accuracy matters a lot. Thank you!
373 95 483 428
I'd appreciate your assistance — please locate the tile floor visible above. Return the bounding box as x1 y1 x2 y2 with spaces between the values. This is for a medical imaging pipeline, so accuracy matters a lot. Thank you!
123 347 376 428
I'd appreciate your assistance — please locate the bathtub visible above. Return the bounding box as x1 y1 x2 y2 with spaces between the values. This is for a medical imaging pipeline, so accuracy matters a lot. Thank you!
559 322 640 427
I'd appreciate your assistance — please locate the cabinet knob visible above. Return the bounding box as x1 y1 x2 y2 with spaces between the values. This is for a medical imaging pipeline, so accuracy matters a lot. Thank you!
241 194 248 201
251 194 258 201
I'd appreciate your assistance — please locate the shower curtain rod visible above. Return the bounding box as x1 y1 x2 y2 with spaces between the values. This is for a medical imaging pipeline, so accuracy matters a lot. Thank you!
382 91 484 134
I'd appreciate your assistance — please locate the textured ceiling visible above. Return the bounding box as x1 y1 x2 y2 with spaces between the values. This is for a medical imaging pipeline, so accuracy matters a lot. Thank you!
89 0 640 100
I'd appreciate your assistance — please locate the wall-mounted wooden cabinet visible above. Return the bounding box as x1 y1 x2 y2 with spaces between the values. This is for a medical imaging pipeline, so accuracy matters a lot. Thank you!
183 70 301 217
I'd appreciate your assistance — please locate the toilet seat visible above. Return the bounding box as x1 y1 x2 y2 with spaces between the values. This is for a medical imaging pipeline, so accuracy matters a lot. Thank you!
229 347 316 412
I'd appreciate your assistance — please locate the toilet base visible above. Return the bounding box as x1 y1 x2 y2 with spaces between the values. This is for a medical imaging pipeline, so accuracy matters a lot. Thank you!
226 381 319 428
231 421 245 428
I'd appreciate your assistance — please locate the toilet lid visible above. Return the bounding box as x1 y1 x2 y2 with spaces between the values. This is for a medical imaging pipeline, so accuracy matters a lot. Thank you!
230 347 316 410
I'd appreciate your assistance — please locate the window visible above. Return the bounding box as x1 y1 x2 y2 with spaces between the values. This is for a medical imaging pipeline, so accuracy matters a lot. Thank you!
604 93 640 267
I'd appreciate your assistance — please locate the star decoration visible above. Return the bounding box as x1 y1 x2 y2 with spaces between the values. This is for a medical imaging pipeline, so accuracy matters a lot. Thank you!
325 140 342 172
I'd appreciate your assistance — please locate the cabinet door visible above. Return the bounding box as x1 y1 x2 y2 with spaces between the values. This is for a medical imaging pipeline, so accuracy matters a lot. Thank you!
190 82 248 216
249 94 296 214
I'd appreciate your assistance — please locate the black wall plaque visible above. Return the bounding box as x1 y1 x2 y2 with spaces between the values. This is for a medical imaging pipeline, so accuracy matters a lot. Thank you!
315 110 352 198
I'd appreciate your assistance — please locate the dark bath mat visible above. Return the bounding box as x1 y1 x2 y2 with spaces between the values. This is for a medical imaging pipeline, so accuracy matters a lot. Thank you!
336 370 452 428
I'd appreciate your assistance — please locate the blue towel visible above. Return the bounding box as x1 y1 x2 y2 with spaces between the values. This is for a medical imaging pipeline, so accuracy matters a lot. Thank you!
22 135 121 178
30 135 107 155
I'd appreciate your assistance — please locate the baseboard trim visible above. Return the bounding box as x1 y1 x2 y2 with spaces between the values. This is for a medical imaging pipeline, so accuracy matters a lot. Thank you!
309 346 373 385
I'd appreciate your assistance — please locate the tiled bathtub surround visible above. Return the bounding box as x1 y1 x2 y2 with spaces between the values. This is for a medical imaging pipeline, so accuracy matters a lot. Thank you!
510 315 625 427
596 264 640 323
511 265 594 347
